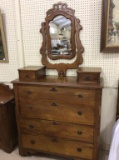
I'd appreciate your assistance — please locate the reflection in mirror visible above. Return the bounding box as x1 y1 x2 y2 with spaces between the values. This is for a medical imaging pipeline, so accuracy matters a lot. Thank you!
49 15 71 56
0 10 8 63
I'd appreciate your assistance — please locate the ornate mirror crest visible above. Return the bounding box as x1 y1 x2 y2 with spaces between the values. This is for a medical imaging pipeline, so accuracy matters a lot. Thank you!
40 2 84 76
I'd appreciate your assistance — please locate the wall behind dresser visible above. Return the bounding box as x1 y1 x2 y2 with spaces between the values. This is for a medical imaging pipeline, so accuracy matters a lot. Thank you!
0 0 118 151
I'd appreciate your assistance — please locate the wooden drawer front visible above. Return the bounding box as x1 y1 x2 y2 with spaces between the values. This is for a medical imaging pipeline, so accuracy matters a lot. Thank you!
77 73 100 84
20 118 94 143
19 71 36 81
19 99 94 125
18 85 95 106
22 134 93 159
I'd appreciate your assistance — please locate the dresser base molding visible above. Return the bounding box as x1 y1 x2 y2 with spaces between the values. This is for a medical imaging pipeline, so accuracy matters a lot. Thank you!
19 147 91 160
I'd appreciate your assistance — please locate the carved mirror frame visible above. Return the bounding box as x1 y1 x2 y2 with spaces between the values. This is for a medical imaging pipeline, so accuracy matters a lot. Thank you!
40 2 84 76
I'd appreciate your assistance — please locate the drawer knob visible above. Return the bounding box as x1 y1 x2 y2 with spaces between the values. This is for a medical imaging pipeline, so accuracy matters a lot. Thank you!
78 95 83 98
25 75 30 79
29 106 33 110
51 102 57 107
27 90 32 94
77 131 82 135
52 121 58 125
52 138 58 143
50 87 57 92
78 111 83 115
29 124 34 129
84 77 91 81
30 140 35 144
77 148 82 152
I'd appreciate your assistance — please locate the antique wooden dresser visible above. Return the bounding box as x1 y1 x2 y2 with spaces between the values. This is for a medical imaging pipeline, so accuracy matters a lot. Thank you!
0 83 17 153
13 67 103 160
13 2 103 160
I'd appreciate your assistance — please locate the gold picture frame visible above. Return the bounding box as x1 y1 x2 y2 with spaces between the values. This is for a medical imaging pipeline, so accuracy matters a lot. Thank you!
101 0 119 52
0 10 8 62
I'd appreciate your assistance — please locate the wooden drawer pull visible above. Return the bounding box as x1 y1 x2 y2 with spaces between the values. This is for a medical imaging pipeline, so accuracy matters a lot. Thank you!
25 75 30 79
78 111 83 115
29 106 33 110
30 140 35 144
51 102 57 107
77 148 82 152
77 131 82 135
52 121 58 125
29 124 34 129
84 77 91 81
78 95 83 98
27 90 32 94
52 138 58 143
50 87 57 92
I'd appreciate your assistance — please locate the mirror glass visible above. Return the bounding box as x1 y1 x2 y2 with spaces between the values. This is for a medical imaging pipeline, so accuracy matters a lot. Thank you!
0 30 5 60
49 15 71 56
0 10 8 63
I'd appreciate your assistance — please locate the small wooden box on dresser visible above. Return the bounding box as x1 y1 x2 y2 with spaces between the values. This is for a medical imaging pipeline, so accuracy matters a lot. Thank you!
13 66 103 160
0 83 17 153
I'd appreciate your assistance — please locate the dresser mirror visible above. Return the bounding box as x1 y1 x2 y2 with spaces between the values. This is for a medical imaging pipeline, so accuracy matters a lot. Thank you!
40 2 84 76
49 15 72 57
0 10 8 63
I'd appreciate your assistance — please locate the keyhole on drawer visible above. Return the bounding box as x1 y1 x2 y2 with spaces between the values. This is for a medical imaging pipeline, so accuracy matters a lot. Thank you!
78 111 83 116
30 140 35 144
77 148 82 152
77 131 82 135
51 102 57 107
50 87 57 92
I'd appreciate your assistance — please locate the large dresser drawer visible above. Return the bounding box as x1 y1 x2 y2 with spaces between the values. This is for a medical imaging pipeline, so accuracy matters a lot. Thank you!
18 85 95 106
19 99 95 125
21 134 93 160
20 118 94 143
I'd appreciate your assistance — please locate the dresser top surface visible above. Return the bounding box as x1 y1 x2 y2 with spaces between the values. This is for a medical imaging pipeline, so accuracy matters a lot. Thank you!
12 76 103 89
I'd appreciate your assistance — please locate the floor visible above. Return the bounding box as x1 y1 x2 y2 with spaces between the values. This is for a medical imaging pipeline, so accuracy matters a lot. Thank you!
0 148 108 160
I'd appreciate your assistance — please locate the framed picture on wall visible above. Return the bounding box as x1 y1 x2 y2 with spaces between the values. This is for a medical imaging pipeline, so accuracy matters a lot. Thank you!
0 10 8 62
100 0 119 52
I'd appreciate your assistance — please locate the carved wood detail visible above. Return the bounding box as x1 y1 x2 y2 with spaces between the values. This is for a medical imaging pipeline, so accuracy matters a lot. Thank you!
40 2 84 76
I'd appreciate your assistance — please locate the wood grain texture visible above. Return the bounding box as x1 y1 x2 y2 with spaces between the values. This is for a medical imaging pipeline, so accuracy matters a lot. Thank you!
0 83 17 153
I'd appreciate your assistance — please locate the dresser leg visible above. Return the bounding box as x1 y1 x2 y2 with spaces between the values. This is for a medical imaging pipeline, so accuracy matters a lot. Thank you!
19 148 29 156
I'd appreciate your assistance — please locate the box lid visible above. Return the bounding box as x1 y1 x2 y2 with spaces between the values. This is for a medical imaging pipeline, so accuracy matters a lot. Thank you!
18 66 46 71
77 67 102 74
